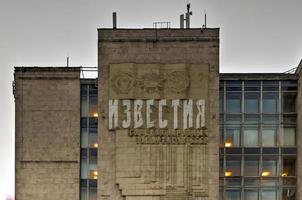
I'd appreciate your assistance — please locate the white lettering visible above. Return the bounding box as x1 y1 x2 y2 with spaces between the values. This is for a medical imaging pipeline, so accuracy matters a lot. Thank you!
146 99 154 128
183 100 193 129
134 100 143 128
122 100 131 128
158 99 168 128
109 99 118 130
196 99 205 128
171 99 180 129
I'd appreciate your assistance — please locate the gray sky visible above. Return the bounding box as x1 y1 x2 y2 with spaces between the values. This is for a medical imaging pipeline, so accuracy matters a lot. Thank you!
0 0 301 199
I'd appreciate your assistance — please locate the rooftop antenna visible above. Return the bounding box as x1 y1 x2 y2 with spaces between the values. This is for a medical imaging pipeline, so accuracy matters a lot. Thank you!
202 10 207 28
185 3 193 29
113 12 117 29
67 56 69 67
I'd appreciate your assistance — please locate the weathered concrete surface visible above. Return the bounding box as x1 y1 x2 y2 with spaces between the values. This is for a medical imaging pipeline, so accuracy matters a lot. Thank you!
98 29 219 200
14 67 81 200
296 60 302 200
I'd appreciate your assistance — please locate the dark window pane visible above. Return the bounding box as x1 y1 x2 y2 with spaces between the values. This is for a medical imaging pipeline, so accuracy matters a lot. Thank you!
282 80 297 91
244 177 260 186
282 93 296 113
262 148 279 154
81 84 88 96
226 157 241 176
244 148 260 154
244 81 261 91
226 81 242 91
89 96 98 117
226 114 241 124
226 190 241 200
263 81 279 91
244 156 259 176
225 178 241 186
283 157 296 176
282 189 296 199
282 148 297 154
244 92 259 113
244 114 260 124
263 93 278 113
226 148 242 154
282 115 296 124
226 93 241 113
263 114 279 124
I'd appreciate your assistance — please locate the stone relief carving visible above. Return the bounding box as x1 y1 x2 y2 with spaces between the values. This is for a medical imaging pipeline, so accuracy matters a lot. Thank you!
111 72 135 94
111 70 190 95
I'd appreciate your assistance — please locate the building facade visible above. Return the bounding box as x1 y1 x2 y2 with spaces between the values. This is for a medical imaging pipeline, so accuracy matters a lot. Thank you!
14 29 302 200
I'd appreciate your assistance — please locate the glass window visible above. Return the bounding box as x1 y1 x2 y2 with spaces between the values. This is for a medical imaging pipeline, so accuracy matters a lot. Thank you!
262 157 278 177
244 92 259 113
282 189 296 200
282 127 296 146
243 126 258 147
261 190 277 200
282 93 296 113
89 96 98 117
80 179 88 200
226 190 241 200
263 81 279 91
226 157 241 176
226 81 242 91
226 114 241 124
262 127 277 147
225 126 240 147
244 114 259 124
263 114 278 124
283 157 296 176
81 149 88 179
244 156 259 176
244 81 261 91
226 93 241 113
89 180 97 200
81 97 89 117
81 128 88 148
263 93 278 113
244 190 258 200
282 80 297 91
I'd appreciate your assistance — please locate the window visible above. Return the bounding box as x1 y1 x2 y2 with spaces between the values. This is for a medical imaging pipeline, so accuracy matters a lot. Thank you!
262 157 278 177
262 127 277 147
244 92 259 113
244 190 258 200
282 127 296 146
226 93 241 113
244 156 259 176
226 190 241 200
243 126 258 146
263 93 278 113
226 157 241 176
261 190 277 200
220 80 297 200
225 126 240 147
282 92 296 113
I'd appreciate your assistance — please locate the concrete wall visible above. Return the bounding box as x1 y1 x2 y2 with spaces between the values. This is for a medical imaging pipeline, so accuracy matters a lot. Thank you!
98 29 220 200
14 67 81 200
296 60 302 199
